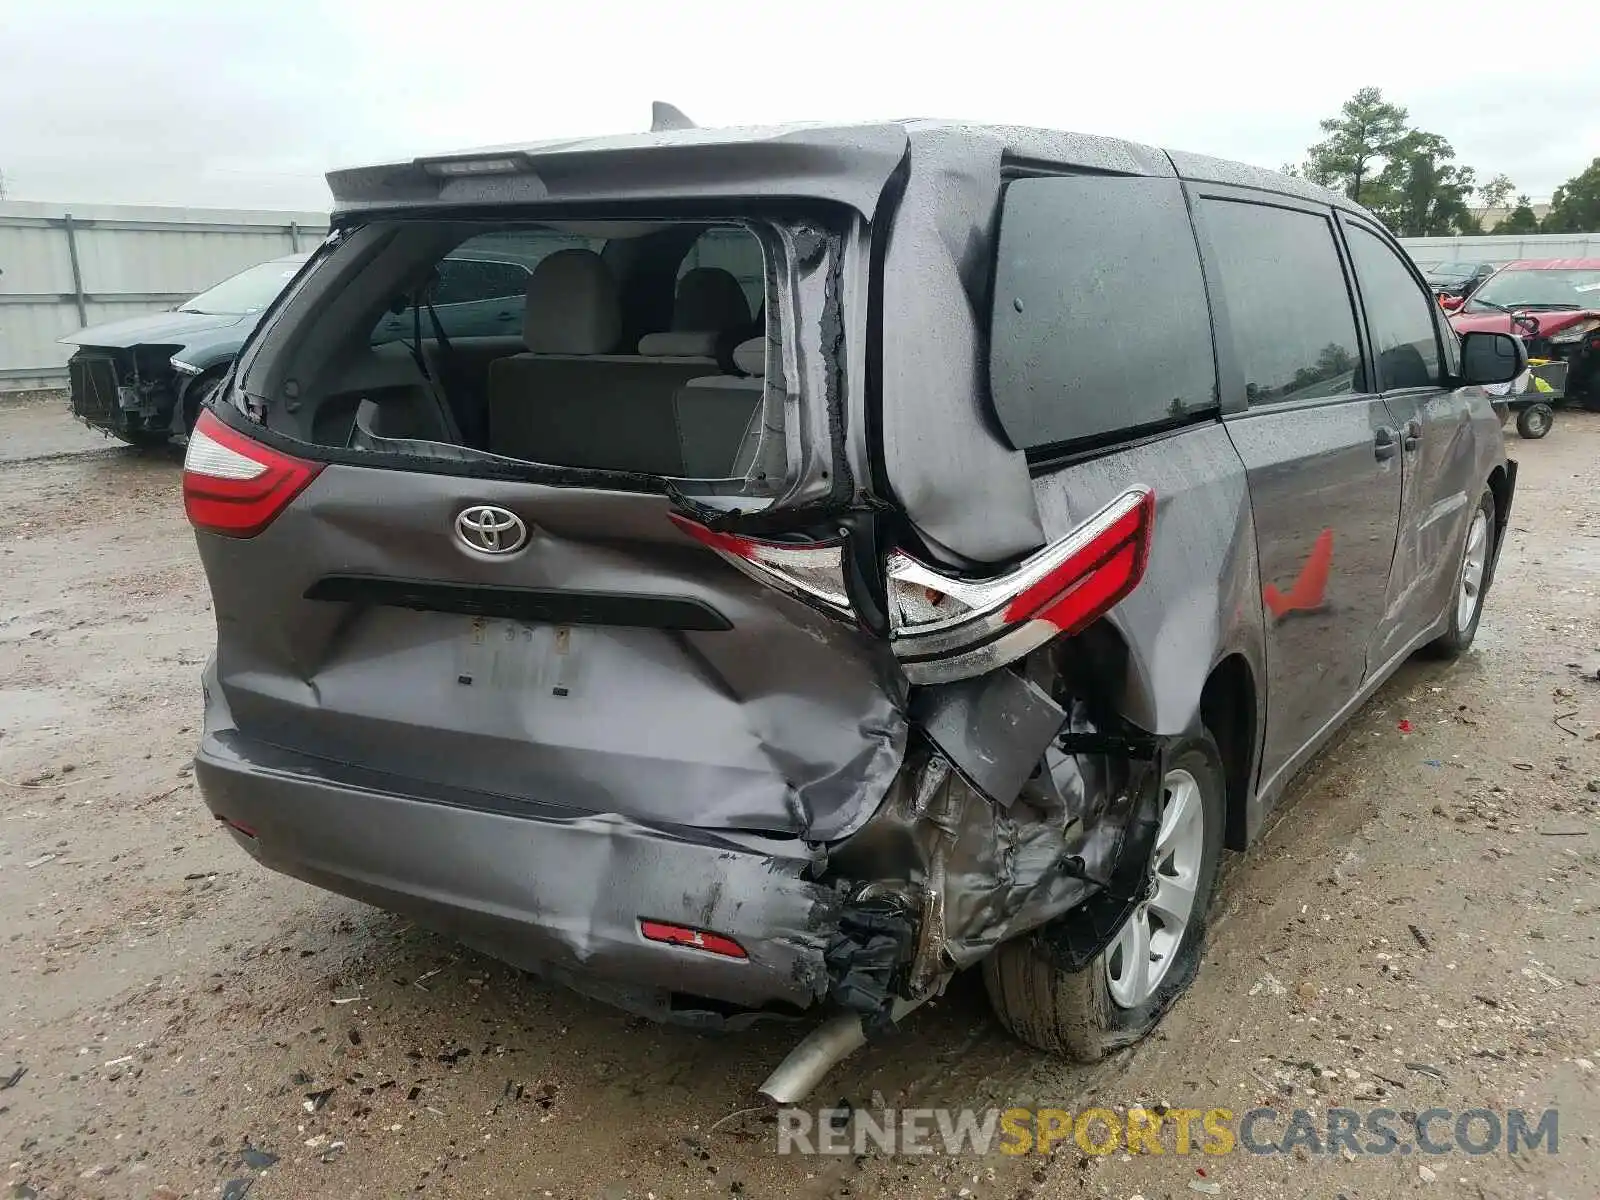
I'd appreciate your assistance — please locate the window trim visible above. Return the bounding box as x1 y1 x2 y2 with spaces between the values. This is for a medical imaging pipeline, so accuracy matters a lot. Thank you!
1185 183 1376 419
1335 213 1448 395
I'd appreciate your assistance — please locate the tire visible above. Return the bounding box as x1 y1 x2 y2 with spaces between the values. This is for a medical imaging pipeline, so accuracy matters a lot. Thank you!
1424 488 1494 660
181 369 227 434
982 731 1226 1061
111 428 172 449
1515 403 1553 439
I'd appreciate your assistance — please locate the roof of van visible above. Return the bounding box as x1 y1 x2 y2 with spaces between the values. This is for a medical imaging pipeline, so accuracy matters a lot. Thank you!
325 118 1355 220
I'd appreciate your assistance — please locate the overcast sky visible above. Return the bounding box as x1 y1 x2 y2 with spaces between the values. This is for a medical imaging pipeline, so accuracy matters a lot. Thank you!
3 0 1595 213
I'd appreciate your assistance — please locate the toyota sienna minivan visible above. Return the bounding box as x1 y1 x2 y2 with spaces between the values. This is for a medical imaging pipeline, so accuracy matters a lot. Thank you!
185 116 1522 1098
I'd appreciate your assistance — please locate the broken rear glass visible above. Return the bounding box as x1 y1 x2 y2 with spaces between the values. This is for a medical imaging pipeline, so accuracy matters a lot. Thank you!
232 217 824 501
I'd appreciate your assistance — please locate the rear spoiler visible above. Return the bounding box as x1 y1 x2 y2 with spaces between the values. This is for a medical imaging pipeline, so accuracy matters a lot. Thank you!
327 124 911 220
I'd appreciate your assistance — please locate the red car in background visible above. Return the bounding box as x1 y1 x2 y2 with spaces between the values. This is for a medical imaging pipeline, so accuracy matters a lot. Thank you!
1449 259 1600 411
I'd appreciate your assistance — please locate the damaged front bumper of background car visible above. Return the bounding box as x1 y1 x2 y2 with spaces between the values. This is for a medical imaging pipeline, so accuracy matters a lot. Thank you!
196 643 1167 1093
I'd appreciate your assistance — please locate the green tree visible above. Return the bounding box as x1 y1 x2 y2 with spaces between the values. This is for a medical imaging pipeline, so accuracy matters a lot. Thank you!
1476 172 1515 216
1493 195 1541 235
1542 158 1600 233
1280 160 1336 187
1368 131 1478 236
1469 172 1514 232
1305 87 1411 203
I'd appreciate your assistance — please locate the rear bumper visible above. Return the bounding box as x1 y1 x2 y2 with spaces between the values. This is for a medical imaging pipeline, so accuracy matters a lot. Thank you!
194 730 841 1023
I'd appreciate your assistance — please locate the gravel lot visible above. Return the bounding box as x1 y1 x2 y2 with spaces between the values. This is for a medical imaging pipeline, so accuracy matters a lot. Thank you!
3 396 1597 1200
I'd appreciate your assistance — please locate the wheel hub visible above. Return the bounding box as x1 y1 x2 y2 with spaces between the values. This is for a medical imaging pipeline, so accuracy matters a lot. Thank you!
1457 509 1489 632
1104 766 1204 1010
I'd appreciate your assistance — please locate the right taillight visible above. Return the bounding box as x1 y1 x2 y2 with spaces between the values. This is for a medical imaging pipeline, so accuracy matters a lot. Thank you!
887 487 1155 684
183 410 322 538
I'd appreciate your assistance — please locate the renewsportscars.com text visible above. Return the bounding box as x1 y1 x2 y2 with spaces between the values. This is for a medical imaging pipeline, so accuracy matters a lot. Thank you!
776 1106 1560 1158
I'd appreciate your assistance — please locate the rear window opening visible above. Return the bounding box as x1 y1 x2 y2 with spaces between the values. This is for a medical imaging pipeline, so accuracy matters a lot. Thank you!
233 216 813 501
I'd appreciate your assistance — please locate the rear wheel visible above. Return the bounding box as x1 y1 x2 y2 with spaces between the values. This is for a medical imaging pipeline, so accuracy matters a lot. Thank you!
1425 488 1494 659
112 428 172 448
982 732 1226 1061
181 369 227 434
1515 402 1553 439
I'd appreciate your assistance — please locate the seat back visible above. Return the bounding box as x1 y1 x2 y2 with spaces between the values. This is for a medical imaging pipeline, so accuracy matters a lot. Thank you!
492 357 713 472
636 268 752 358
672 337 767 477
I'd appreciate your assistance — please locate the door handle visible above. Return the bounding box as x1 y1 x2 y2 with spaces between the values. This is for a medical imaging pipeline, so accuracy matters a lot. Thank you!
1374 426 1399 460
1402 419 1422 452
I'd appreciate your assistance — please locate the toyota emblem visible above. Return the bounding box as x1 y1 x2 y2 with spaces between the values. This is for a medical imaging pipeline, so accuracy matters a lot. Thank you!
455 505 527 556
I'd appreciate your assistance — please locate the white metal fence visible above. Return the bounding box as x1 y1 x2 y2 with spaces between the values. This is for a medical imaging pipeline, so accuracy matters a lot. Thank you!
0 201 329 391
1400 232 1600 268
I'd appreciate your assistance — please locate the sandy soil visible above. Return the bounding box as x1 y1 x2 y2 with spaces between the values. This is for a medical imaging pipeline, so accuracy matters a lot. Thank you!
2 396 1597 1200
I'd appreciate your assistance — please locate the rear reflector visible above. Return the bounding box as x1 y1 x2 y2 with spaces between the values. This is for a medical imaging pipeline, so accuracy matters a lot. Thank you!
639 920 748 960
217 814 258 839
183 410 322 538
887 487 1155 684
668 513 852 618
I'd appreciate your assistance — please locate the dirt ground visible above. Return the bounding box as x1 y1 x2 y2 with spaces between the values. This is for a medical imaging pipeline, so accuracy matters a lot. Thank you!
2 396 1597 1200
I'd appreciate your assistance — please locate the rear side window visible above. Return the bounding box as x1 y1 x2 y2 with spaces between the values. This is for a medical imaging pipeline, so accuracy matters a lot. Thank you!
433 258 529 305
1345 224 1440 390
372 230 600 344
988 176 1217 451
1199 200 1364 403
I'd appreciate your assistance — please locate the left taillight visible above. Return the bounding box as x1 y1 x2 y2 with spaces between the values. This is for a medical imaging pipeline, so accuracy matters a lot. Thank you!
886 487 1155 684
667 513 853 619
183 410 322 538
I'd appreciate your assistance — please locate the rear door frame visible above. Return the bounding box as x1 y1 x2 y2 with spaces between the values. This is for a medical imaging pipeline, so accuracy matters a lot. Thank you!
1181 179 1405 804
1332 210 1473 677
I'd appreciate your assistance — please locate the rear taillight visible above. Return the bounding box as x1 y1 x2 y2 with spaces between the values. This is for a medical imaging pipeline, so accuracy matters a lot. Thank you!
668 513 852 618
183 410 322 538
887 487 1155 684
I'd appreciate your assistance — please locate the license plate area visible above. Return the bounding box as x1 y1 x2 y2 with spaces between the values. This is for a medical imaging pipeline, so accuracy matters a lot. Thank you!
454 617 579 697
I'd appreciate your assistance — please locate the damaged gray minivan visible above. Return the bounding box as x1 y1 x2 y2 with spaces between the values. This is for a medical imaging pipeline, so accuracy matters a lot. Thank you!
186 115 1523 1099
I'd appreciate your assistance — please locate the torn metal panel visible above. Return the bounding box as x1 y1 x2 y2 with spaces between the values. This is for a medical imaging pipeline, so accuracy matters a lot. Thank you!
876 129 1044 567
830 716 1156 981
911 669 1065 807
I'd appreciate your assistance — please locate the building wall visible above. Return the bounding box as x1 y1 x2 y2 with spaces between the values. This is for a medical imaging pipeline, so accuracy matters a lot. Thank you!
0 201 328 390
1401 231 1600 269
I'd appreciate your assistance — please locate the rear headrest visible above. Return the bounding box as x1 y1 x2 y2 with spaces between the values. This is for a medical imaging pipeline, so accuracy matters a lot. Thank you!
523 249 621 354
637 331 719 358
732 337 765 376
673 268 750 331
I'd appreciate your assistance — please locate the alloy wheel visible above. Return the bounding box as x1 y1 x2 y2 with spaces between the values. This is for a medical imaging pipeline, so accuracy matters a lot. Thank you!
1105 767 1205 1009
1457 509 1489 631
